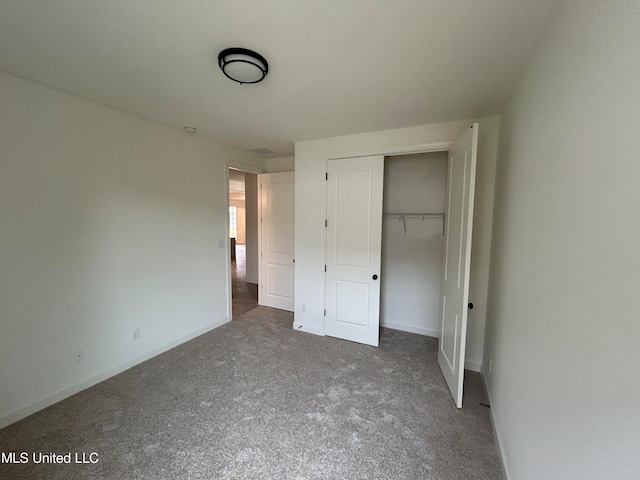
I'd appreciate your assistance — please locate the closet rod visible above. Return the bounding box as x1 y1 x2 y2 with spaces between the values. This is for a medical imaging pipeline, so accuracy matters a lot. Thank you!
383 212 445 217
383 212 446 236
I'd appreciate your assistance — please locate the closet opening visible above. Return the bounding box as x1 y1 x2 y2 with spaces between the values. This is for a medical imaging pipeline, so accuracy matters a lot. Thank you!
380 151 448 338
322 123 477 406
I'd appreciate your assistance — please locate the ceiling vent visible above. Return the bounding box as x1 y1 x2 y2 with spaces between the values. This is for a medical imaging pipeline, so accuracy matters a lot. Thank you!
249 147 276 155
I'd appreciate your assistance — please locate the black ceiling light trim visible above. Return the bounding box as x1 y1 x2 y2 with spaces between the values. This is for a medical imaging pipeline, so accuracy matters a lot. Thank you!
218 47 269 85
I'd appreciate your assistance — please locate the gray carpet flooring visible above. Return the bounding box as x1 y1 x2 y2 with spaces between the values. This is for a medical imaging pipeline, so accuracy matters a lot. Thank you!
0 307 503 479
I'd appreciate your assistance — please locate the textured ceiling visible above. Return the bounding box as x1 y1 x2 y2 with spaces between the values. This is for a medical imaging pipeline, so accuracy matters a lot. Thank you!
0 0 555 157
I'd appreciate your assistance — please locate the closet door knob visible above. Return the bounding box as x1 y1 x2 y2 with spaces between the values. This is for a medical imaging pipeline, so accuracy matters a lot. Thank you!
468 303 474 309
372 274 378 280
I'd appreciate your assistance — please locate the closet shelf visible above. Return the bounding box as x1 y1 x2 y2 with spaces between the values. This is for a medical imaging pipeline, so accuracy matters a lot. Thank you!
383 212 444 217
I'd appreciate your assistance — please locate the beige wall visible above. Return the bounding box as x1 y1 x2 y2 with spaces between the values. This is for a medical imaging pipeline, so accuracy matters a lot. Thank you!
0 71 264 428
484 1 640 478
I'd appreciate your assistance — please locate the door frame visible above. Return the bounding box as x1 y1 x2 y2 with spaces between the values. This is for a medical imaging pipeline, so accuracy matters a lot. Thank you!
320 141 453 336
225 161 266 321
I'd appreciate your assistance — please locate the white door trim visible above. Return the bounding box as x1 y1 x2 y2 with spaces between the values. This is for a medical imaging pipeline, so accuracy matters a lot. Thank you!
325 142 454 162
227 160 264 175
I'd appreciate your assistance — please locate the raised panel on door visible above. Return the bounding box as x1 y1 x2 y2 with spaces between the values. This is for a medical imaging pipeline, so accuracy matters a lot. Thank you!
325 156 384 347
259 172 294 312
438 124 478 408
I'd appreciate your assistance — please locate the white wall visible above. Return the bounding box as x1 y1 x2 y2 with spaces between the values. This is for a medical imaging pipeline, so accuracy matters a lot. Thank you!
0 71 264 428
381 152 447 337
245 173 259 284
265 156 294 173
484 1 640 479
294 116 499 371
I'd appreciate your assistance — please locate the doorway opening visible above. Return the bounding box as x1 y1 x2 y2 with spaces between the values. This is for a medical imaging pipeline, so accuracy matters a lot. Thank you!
229 168 259 318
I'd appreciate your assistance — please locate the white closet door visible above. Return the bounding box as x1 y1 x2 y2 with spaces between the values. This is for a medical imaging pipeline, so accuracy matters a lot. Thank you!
325 156 384 347
438 124 479 408
259 172 294 312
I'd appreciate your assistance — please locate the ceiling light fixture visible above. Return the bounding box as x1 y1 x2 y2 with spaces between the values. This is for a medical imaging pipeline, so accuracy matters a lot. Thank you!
218 48 269 85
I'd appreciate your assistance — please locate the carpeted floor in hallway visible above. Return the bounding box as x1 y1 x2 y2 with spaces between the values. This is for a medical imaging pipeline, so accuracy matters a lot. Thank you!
232 244 259 318
0 307 503 479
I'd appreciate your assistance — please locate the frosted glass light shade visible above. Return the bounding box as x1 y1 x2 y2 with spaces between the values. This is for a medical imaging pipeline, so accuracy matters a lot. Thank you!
218 48 269 84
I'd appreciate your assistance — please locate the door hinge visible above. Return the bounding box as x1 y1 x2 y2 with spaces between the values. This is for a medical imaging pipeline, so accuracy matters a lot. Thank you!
324 309 326 316
324 265 327 272
325 172 328 180
324 219 327 227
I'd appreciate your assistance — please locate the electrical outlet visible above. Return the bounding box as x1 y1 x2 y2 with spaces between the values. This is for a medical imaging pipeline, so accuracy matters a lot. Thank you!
74 349 84 363
132 329 140 341
301 304 306 313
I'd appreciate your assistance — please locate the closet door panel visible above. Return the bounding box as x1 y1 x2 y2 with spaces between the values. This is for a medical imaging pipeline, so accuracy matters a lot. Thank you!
438 124 479 408
325 156 384 347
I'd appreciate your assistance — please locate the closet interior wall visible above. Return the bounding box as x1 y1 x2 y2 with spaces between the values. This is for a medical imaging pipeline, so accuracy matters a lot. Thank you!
381 151 448 337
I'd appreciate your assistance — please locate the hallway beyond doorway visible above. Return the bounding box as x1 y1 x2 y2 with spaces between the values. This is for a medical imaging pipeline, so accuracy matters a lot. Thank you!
232 244 258 318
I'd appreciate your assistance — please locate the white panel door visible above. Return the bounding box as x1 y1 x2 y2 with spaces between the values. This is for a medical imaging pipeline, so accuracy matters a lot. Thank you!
325 156 384 347
438 124 479 408
259 172 294 311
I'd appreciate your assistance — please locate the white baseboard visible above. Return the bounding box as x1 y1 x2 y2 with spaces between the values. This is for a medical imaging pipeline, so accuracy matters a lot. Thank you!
293 323 323 336
464 360 482 372
482 370 511 480
0 316 229 430
381 321 440 338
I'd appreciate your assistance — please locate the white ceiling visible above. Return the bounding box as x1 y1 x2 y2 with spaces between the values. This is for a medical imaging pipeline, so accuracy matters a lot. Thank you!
0 0 555 157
